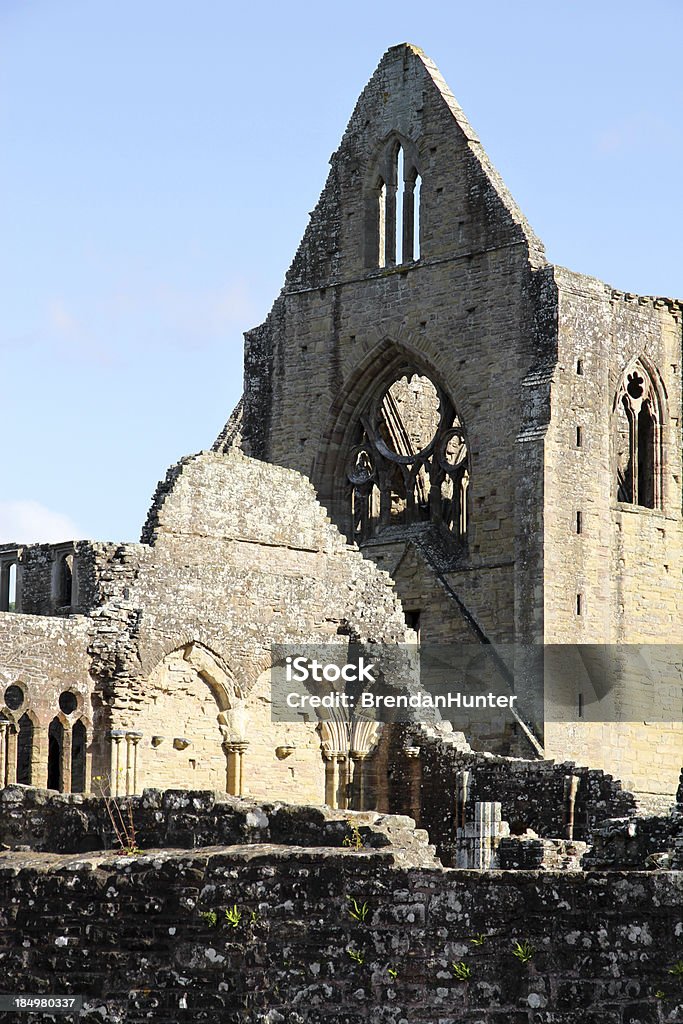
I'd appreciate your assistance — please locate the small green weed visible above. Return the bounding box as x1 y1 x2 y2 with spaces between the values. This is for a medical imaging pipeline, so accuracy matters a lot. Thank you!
343 820 365 851
470 933 486 946
347 948 365 965
668 960 683 977
451 961 472 981
225 905 242 929
347 896 370 924
387 966 398 980
512 939 535 964
200 910 217 928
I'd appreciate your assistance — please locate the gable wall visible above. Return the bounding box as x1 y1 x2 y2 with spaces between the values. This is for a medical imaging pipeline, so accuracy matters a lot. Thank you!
232 46 554 648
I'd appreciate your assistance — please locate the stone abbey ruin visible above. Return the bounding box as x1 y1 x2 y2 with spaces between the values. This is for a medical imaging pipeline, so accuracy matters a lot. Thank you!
0 43 682 1023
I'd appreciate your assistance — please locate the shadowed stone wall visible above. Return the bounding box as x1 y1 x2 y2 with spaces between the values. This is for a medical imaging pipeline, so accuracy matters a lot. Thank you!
0 844 681 1023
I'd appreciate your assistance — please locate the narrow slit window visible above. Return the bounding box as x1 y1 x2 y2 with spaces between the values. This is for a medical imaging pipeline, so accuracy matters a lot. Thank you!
8 563 16 612
47 717 64 791
395 146 404 265
576 426 582 448
576 511 582 534
576 593 582 615
413 174 421 260
378 181 387 268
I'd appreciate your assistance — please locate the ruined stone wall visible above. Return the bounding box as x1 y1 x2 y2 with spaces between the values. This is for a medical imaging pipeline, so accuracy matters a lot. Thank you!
542 268 683 797
0 612 95 789
2 450 411 805
544 268 683 646
0 843 681 1023
0 786 436 866
386 725 638 863
221 44 555 651
583 810 683 870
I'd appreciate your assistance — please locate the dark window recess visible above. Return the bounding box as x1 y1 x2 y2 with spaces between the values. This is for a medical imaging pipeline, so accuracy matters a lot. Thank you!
57 554 74 606
47 718 64 791
405 610 421 638
16 714 33 785
3 684 24 711
58 691 78 715
71 719 87 793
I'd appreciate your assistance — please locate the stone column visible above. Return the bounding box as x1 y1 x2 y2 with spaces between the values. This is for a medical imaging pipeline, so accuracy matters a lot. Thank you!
402 746 422 823
473 801 503 870
62 724 72 794
224 741 249 796
5 728 17 785
0 720 9 787
126 732 143 795
110 730 125 796
84 726 93 795
402 178 415 262
31 721 48 790
350 751 367 811
324 752 340 808
338 755 351 810
455 769 471 830
384 182 397 267
564 774 580 840
0 563 9 612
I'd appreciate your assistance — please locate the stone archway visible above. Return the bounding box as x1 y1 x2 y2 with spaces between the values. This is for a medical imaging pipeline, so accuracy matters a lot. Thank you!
110 642 241 794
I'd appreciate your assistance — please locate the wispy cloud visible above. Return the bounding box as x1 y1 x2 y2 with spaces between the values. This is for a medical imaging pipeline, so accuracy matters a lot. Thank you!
47 298 114 365
0 501 84 544
595 113 667 156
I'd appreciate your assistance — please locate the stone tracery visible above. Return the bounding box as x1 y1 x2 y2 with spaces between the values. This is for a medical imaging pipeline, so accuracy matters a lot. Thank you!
614 360 662 509
347 370 469 543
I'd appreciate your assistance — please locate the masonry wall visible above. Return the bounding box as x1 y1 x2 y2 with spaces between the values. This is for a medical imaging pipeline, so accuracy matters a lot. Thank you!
0 843 681 1023
222 44 555 652
0 612 95 789
2 450 412 805
542 268 683 799
386 725 638 864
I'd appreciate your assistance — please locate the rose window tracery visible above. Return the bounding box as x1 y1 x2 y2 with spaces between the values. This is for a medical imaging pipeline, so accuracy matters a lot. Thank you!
347 371 469 543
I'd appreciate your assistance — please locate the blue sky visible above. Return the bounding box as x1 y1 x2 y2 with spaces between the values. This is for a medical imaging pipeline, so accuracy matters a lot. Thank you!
2 0 681 543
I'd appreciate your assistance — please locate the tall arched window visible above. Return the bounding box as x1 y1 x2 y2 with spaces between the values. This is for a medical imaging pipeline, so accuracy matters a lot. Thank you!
613 360 663 509
57 553 73 606
370 137 421 269
346 370 468 543
71 719 87 793
16 713 34 785
48 717 64 791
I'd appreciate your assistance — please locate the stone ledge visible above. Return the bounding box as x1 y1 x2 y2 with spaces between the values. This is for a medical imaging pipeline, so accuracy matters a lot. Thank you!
0 785 439 868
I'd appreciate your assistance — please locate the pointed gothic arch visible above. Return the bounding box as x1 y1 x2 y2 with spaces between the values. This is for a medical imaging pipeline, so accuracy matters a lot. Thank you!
613 357 664 509
366 134 422 269
16 712 35 785
71 718 87 793
314 339 472 546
